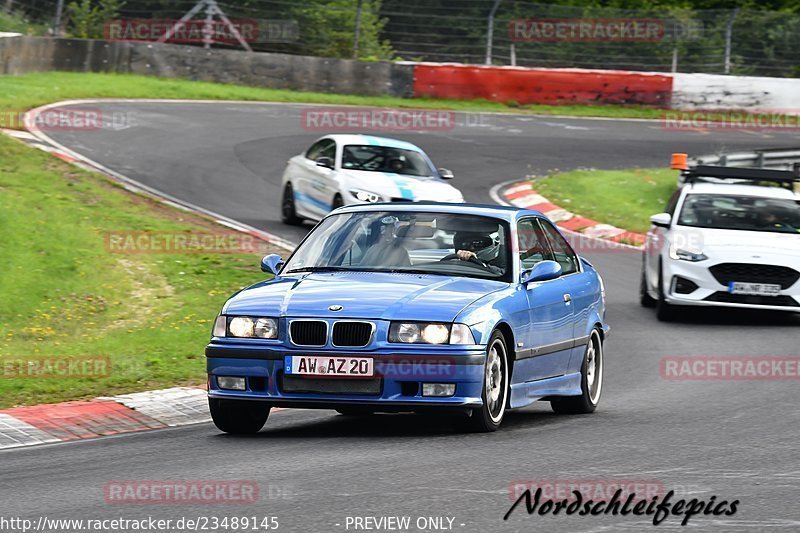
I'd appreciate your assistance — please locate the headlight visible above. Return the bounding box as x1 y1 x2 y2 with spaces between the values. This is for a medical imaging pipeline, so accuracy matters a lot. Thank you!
422 324 450 344
213 315 227 337
350 189 382 203
389 322 474 344
223 316 278 339
254 318 278 339
449 323 475 345
229 317 254 337
669 245 708 262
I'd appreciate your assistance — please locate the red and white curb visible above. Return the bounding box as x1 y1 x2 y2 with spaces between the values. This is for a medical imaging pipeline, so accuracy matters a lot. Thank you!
493 180 646 248
0 387 209 450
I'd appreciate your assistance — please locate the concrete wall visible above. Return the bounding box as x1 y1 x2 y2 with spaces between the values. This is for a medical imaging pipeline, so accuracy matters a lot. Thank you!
412 63 673 107
0 36 415 98
672 73 800 111
3 36 800 110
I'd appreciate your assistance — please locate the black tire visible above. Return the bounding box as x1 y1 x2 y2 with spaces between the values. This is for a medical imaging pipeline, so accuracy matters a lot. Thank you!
639 257 656 308
656 262 675 322
465 330 509 432
281 183 303 225
551 329 603 415
209 398 270 434
331 194 344 210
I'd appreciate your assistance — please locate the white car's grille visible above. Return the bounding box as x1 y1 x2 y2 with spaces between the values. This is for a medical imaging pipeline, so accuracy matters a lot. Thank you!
709 263 800 290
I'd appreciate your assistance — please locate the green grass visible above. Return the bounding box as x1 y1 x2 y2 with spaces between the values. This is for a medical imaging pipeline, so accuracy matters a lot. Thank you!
0 72 669 124
533 168 678 235
0 134 283 408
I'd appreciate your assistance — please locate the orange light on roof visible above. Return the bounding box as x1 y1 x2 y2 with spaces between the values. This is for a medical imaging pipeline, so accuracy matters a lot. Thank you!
671 153 689 170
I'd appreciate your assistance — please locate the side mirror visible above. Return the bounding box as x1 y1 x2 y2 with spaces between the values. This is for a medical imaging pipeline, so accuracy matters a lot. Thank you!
521 260 562 284
438 168 454 180
316 156 334 170
650 213 672 228
260 254 284 276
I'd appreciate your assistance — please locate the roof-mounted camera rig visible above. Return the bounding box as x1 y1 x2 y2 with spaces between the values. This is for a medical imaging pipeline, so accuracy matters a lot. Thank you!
671 153 800 191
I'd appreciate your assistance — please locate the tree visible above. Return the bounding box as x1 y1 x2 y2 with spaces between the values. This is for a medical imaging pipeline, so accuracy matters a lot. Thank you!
66 0 125 39
293 0 394 60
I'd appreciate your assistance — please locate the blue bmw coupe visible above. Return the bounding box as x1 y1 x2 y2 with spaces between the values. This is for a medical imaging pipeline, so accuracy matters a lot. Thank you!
206 203 609 432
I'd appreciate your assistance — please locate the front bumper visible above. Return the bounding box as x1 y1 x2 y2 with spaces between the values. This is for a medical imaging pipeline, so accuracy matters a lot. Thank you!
206 342 486 409
662 258 800 312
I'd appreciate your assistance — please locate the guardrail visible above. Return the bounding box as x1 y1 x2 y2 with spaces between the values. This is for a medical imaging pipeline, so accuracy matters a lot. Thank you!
689 147 800 171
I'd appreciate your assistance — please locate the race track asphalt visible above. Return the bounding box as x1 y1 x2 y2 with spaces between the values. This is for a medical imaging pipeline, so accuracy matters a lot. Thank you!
3 101 800 532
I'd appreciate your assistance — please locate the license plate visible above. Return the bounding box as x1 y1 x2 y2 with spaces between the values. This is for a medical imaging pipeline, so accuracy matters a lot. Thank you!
285 356 374 377
728 281 781 296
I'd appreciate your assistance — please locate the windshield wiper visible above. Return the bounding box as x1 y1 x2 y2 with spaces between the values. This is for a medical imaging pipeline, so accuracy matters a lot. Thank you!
284 266 355 274
373 268 445 276
285 266 447 276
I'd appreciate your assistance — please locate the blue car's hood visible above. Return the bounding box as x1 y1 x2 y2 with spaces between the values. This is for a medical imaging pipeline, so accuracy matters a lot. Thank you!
223 272 507 322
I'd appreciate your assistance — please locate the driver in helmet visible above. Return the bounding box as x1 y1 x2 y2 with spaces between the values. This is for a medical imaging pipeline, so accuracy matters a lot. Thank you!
387 157 406 174
453 231 505 274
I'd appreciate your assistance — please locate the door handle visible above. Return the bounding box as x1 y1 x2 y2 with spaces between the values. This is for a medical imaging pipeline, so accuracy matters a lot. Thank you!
563 294 572 303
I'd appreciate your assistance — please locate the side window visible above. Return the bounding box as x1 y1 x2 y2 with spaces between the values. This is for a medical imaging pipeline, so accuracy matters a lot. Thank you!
664 189 682 216
539 220 579 275
517 218 553 270
306 139 335 161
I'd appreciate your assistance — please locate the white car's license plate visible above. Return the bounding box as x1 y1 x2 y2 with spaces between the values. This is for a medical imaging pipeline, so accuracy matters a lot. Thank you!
285 356 374 377
728 281 781 296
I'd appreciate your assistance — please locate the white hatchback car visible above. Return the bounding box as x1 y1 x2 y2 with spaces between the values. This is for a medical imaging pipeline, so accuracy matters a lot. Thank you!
641 163 800 320
280 134 464 224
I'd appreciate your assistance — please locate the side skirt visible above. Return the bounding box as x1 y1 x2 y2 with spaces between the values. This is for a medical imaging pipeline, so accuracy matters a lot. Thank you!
508 372 582 409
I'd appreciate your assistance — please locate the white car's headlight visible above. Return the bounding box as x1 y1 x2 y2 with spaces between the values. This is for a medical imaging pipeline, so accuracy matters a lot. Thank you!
389 322 475 344
350 189 383 203
216 316 278 339
669 245 708 262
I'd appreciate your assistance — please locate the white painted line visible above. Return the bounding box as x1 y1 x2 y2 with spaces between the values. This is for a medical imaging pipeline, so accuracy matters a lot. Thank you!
0 414 60 449
102 387 210 427
1 129 38 140
509 193 547 207
503 183 533 195
543 208 574 222
583 224 626 239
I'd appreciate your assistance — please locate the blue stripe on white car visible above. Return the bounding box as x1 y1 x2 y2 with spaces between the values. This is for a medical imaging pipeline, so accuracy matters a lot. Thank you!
295 190 331 212
392 176 416 200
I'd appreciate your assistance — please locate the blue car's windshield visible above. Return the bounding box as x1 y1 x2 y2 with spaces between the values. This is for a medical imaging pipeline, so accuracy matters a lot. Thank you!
284 211 512 282
341 145 433 177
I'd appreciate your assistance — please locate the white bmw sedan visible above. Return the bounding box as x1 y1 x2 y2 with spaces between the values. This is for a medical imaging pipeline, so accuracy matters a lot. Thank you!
280 134 464 224
641 166 800 320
